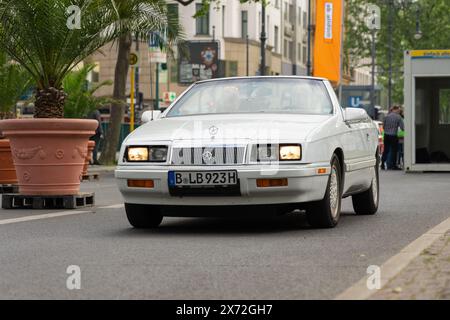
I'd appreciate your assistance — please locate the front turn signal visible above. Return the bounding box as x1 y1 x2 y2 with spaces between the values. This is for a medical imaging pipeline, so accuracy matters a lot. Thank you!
256 178 288 188
127 179 154 188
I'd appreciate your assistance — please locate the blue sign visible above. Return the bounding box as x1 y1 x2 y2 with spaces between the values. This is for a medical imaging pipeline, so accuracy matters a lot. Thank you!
149 32 160 48
349 96 363 108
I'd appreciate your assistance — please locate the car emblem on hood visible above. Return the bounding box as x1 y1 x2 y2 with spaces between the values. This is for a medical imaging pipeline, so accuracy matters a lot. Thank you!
202 150 215 164
209 126 218 136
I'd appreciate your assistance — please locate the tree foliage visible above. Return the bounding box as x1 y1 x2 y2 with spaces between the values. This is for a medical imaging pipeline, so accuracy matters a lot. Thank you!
99 0 184 164
345 0 450 104
0 0 182 117
0 51 32 118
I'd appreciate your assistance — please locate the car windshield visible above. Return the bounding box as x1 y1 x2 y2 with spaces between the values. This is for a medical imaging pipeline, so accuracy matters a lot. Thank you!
165 78 334 117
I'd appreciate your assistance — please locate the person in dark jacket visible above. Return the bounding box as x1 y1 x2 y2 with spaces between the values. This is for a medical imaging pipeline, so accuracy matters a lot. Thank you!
382 105 404 170
88 109 103 165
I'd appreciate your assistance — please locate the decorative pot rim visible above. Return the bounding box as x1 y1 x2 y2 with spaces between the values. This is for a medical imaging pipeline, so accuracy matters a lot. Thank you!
0 118 98 132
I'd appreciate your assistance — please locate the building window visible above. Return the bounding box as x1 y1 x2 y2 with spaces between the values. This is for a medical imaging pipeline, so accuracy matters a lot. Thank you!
288 41 294 61
289 4 294 24
298 7 302 25
275 0 280 9
259 12 261 32
274 26 279 53
196 4 209 35
298 43 301 61
167 3 179 23
284 39 288 57
222 6 225 37
303 11 307 29
241 10 248 38
284 2 288 21
302 45 307 65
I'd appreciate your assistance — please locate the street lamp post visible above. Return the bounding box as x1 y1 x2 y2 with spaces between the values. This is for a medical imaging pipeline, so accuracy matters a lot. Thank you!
306 0 312 76
246 34 249 76
386 0 421 108
366 4 381 113
414 6 422 40
260 2 266 76
371 29 376 112
388 0 393 109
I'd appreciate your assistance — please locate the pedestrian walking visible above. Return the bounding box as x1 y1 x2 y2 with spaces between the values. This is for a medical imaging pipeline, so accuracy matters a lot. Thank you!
88 108 103 165
382 105 404 170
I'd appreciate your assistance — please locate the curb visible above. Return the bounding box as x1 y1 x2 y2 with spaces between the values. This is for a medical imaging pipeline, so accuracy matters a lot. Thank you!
87 166 116 174
335 216 450 300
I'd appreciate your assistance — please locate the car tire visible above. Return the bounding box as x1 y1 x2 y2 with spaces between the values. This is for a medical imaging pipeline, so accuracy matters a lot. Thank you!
125 203 163 228
306 155 342 228
352 159 379 215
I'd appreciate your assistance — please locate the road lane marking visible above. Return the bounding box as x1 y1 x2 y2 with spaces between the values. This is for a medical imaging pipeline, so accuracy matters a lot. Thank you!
0 203 124 226
0 210 91 226
97 204 124 209
335 216 450 300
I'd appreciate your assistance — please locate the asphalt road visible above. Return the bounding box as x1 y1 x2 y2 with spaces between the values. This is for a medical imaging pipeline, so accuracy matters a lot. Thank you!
0 171 449 299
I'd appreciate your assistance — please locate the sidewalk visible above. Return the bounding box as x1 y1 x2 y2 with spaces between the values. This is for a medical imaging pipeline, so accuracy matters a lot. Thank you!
371 229 450 300
87 164 116 174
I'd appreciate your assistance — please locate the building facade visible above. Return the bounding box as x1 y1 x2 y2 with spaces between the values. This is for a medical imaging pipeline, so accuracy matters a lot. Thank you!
89 0 315 108
280 0 314 76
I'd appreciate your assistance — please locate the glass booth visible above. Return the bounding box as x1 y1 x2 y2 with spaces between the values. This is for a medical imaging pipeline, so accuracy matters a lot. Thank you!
404 50 450 171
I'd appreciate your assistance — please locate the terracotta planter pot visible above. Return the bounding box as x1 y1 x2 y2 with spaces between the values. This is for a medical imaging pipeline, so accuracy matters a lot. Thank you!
82 141 96 176
0 119 98 195
0 139 18 185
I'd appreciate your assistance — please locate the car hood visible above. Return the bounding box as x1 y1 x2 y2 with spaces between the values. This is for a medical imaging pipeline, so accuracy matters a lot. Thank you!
125 114 332 144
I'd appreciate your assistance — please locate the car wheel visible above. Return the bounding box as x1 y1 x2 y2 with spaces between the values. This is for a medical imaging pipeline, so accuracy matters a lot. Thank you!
125 203 163 228
306 155 342 228
352 160 379 215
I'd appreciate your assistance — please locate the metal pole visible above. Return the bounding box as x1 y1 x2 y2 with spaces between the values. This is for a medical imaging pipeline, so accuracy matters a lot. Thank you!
130 67 135 132
246 34 249 76
155 63 159 110
371 29 376 112
260 1 266 76
337 0 344 105
135 36 140 106
388 0 393 109
307 0 312 76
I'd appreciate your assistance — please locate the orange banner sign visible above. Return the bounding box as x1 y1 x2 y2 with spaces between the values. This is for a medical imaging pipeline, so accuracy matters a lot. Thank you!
313 0 343 83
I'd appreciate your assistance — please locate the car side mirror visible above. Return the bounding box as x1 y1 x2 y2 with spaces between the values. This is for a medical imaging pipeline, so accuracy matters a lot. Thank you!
141 110 162 123
344 107 369 123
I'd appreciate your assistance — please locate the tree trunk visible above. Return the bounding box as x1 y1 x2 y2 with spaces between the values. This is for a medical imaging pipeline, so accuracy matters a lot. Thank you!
34 87 66 118
99 33 132 165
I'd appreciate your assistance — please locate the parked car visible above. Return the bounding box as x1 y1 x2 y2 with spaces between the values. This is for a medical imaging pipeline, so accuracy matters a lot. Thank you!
115 76 380 228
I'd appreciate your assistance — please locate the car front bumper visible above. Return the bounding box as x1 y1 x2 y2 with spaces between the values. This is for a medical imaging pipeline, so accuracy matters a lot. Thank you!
115 163 330 206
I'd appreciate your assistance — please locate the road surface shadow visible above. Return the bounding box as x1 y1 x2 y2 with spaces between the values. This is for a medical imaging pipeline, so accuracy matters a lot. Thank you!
108 210 360 237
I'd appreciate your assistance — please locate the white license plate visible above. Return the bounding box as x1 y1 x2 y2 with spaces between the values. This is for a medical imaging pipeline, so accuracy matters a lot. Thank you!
168 171 238 186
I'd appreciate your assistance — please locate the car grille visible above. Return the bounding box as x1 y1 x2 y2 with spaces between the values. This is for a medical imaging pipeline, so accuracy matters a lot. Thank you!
170 146 246 165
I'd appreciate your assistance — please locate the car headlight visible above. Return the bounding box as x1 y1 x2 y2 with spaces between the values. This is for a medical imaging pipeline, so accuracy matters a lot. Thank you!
279 145 301 161
126 146 168 162
251 144 302 162
127 147 149 161
148 146 168 162
256 144 278 161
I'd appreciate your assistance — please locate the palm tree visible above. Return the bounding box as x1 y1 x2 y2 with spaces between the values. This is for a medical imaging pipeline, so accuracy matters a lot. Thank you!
63 63 113 119
99 1 183 165
0 0 181 119
0 51 32 120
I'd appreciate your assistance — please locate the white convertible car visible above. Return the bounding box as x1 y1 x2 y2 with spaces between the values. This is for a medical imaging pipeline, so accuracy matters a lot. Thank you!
116 77 379 228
